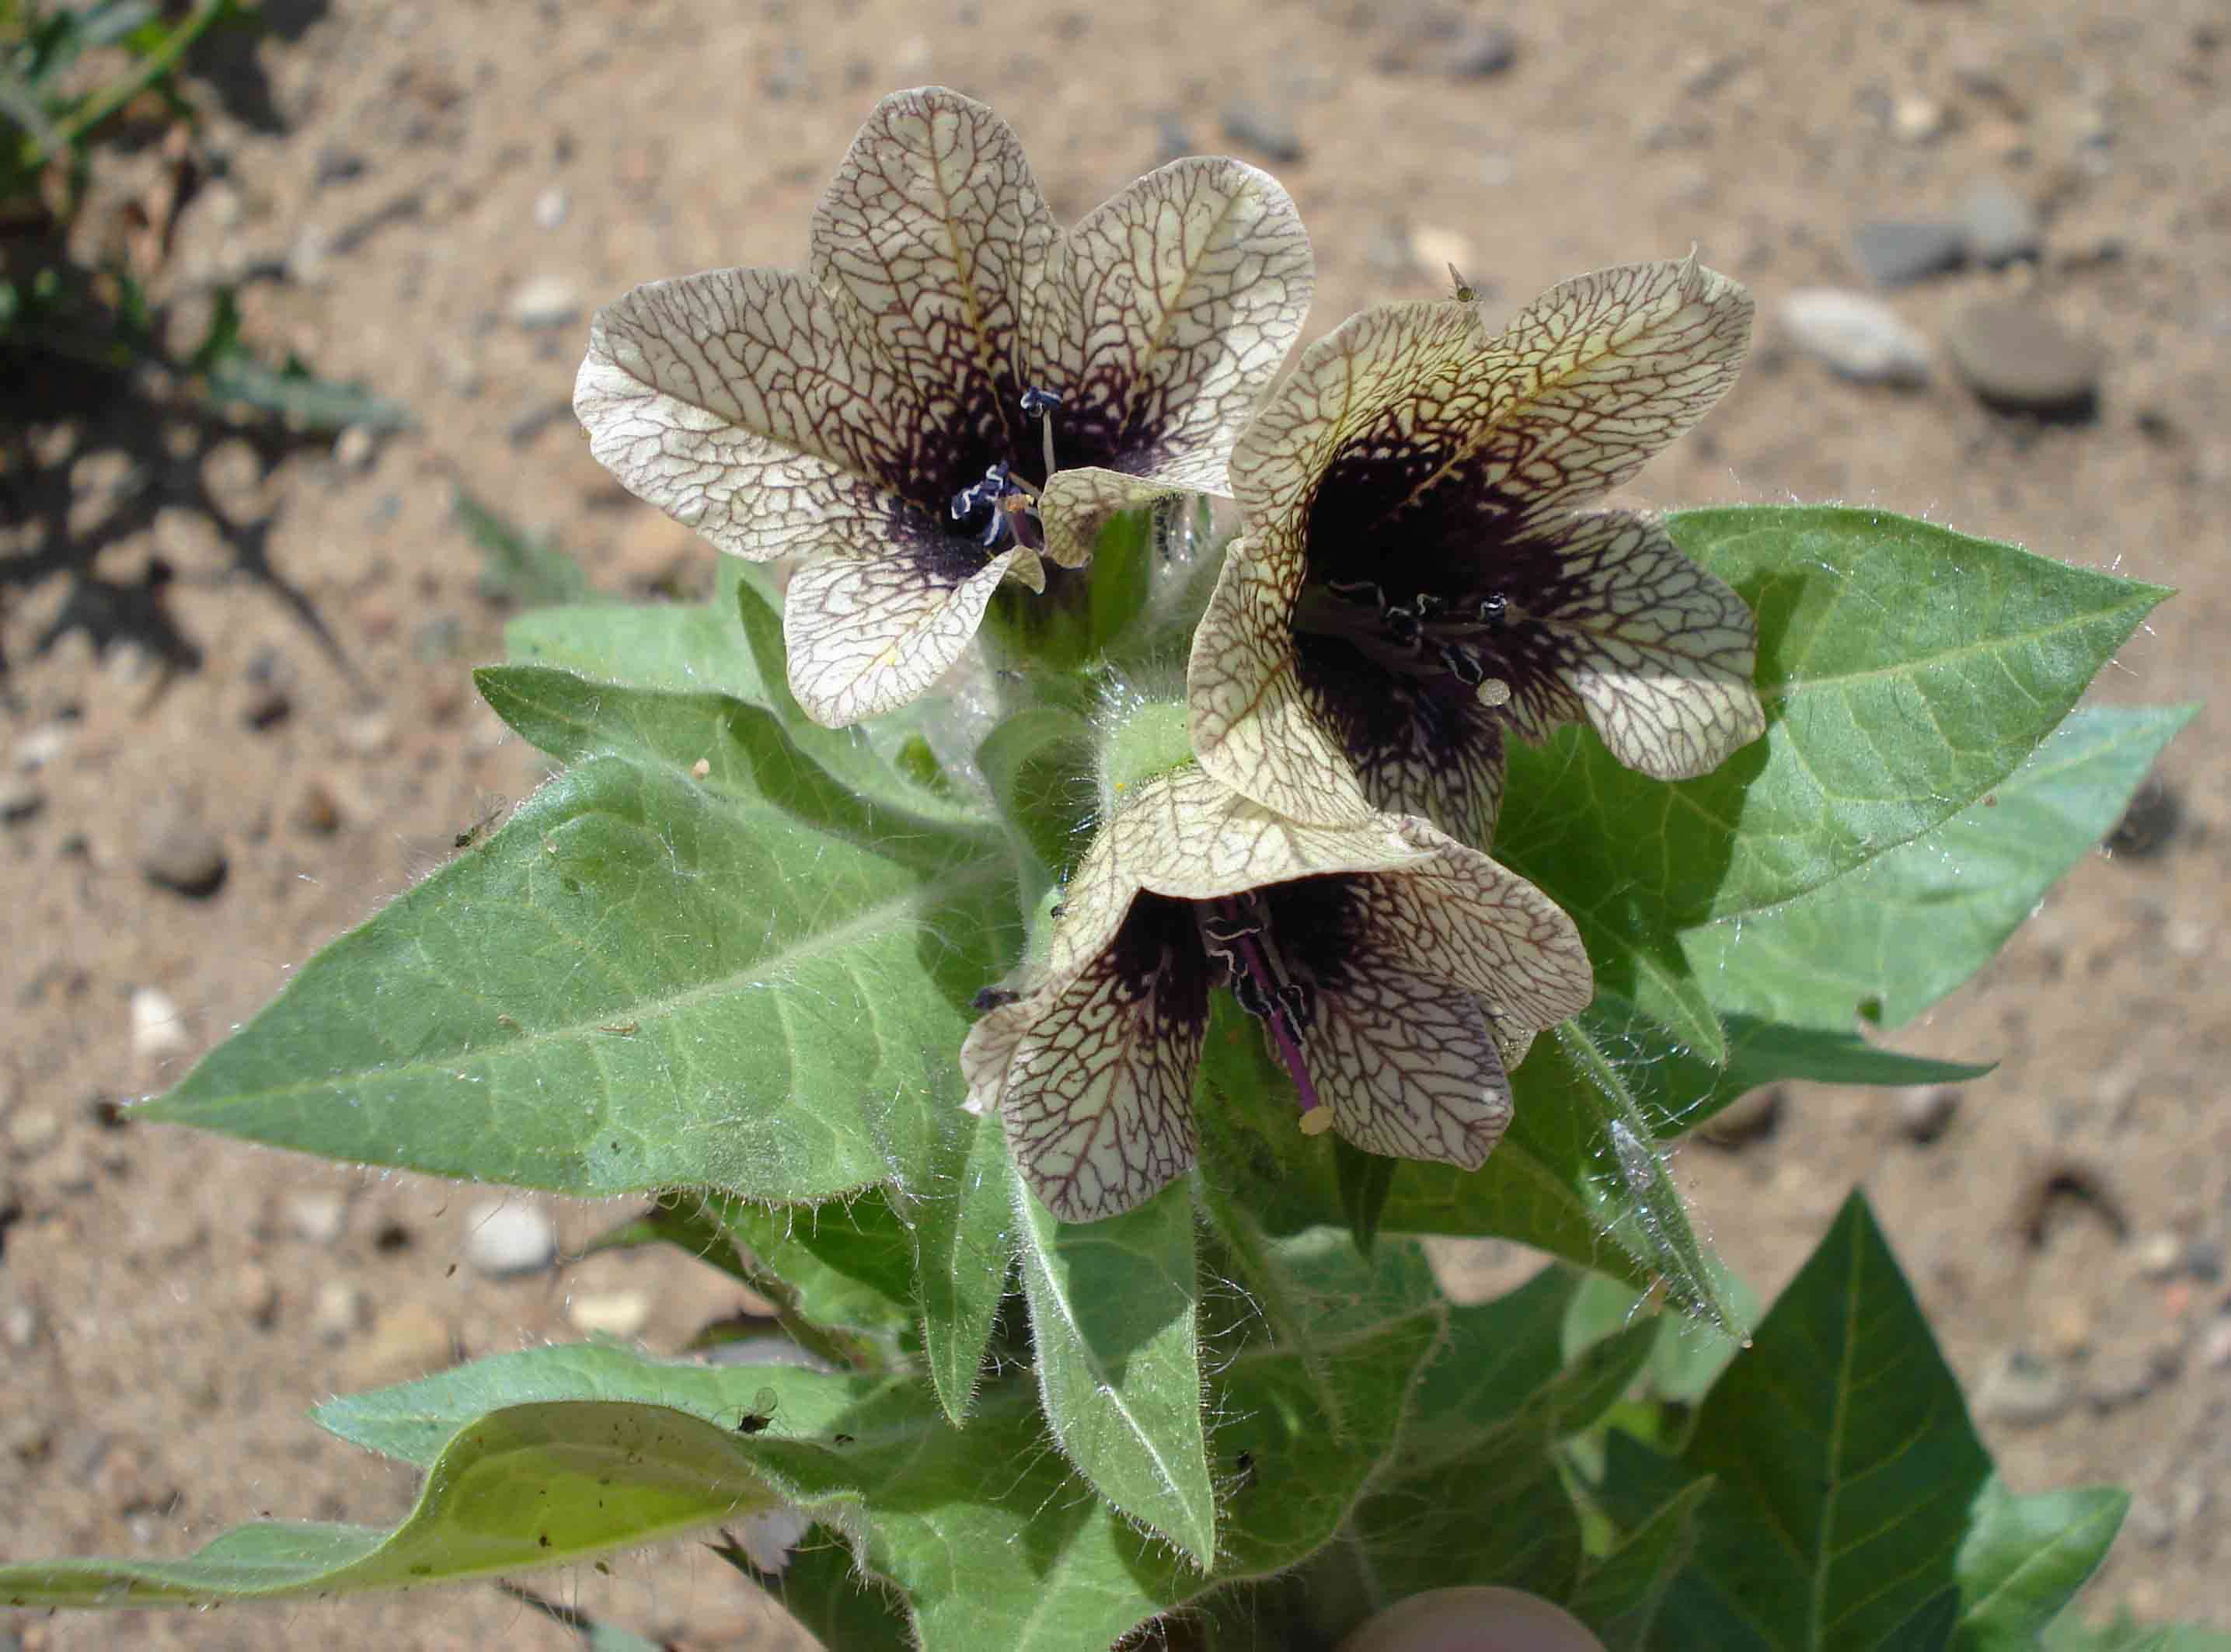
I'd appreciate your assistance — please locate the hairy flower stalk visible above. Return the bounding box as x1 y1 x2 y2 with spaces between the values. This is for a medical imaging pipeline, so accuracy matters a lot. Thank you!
573 85 1313 727
1188 257 1766 849
962 764 1591 1222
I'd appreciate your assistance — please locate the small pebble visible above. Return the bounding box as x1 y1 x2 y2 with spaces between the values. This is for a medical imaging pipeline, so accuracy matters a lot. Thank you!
294 779 344 835
2086 1344 2180 1413
352 1301 456 1385
2105 776 2180 859
1960 179 2041 267
339 710 396 758
284 1190 350 1246
1220 101 1305 163
334 423 378 472
232 1265 281 1330
2201 1318 2231 1371
140 818 228 899
1152 111 1195 164
567 1288 653 1340
0 777 44 824
1699 1085 1782 1148
2042 1300 2094 1359
313 148 368 186
242 683 292 731
3 1302 40 1350
2135 1231 2183 1280
1851 219 1966 288
1975 1348 2070 1426
1945 300 2104 418
312 1280 369 1343
464 1200 558 1277
15 723 71 771
130 987 193 1060
1891 92 1948 144
2185 1239 2222 1283
508 274 581 329
8 1106 63 1159
1780 289 1931 386
533 187 569 230
1448 23 1518 78
1898 1084 1961 1143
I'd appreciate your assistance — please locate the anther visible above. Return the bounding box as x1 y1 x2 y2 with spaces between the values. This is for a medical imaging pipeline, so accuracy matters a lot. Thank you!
1412 591 1445 619
1019 387 1065 418
1477 592 1508 628
971 986 1020 1012
1273 981 1313 1044
1439 643 1486 688
1383 607 1422 650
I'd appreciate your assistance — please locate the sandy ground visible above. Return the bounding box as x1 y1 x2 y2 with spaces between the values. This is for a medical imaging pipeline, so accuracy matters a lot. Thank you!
4 1 2229 1644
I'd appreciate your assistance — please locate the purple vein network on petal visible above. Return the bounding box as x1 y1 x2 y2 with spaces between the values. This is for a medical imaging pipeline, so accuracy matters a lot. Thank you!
1188 256 1766 850
574 86 1314 727
961 765 1591 1222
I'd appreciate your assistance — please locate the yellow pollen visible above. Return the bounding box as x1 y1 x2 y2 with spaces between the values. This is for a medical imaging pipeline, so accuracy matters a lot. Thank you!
1298 1109 1336 1137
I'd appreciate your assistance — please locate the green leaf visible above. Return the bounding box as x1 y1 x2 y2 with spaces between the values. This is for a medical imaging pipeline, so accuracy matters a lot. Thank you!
454 487 595 609
1087 504 1155 654
1563 1262 1761 1410
714 1531 914 1652
1684 706 2194 1033
1333 1137 1396 1257
897 1100 1018 1424
204 354 411 431
977 703 1098 899
1570 1479 1716 1652
720 1190 921 1366
144 668 1019 1203
734 571 988 823
1015 1173 1216 1567
0 1402 787 1607
505 556 764 697
1954 1479 2128 1652
1305 1264 1659 1638
1640 1191 1995 1650
1493 507 2167 1053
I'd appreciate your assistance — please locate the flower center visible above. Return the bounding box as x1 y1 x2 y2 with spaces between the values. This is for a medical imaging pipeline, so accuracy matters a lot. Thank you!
1197 892 1333 1136
946 387 1068 555
1295 579 1518 709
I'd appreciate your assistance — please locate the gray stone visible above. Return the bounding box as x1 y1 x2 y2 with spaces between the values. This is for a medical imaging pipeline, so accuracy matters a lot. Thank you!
507 274 580 330
0 777 44 825
284 1190 349 1246
1961 179 2041 266
1220 102 1305 163
1448 23 1518 78
1946 301 2104 417
1780 289 1931 386
1898 1083 1961 1144
464 1199 558 1277
1975 1348 2070 1426
140 818 227 898
1852 219 1967 286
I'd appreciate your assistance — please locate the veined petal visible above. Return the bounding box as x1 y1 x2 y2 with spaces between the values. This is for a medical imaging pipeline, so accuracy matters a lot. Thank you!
783 531 1027 727
1047 157 1314 491
1102 764 1419 904
1035 466 1190 570
1190 528 1378 828
1532 511 1766 779
573 267 930 560
1366 828 1595 1028
809 87 1057 500
999 905 1207 1222
1238 260 1750 549
959 998 1035 1117
1303 968 1512 1169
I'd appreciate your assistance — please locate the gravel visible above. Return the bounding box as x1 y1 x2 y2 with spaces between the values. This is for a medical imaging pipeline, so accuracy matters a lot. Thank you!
1780 288 1931 385
1945 300 2104 416
464 1199 559 1277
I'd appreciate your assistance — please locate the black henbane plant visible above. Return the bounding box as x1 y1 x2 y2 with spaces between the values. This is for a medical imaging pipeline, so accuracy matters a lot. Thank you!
6 85 2216 1652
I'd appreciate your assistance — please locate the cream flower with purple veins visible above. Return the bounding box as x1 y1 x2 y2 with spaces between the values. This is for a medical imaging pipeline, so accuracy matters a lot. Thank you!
960 765 1591 1223
1188 258 1766 849
573 86 1313 727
